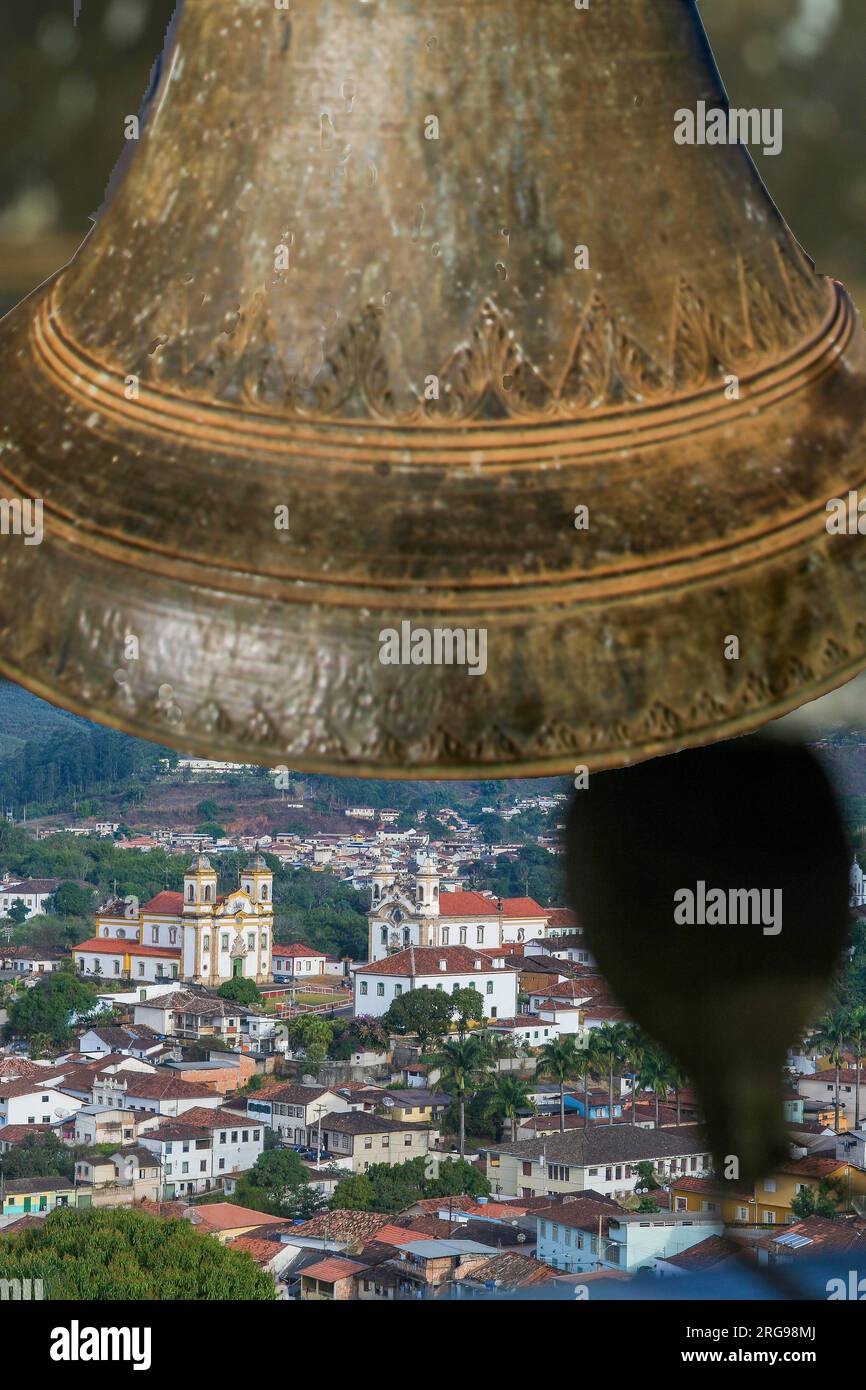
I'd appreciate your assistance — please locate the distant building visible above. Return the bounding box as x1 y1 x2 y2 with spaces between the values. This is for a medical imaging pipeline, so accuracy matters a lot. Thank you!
367 853 549 961
0 877 90 920
354 945 518 1021
73 852 273 987
851 856 866 908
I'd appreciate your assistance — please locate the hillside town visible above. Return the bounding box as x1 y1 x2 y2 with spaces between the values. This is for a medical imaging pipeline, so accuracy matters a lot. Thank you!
2 810 866 1301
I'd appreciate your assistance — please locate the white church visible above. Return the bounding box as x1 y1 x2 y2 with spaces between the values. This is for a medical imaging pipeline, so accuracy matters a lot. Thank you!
366 853 553 963
73 852 273 987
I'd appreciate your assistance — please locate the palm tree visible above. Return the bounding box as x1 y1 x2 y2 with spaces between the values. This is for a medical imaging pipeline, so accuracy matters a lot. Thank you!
436 1035 488 1159
538 1036 581 1133
810 1009 850 1131
592 1022 630 1125
638 1049 678 1128
484 1033 519 1069
623 1026 652 1125
490 1073 533 1142
847 1006 866 1133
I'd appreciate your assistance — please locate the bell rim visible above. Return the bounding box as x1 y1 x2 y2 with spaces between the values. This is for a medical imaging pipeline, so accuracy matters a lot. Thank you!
0 649 864 781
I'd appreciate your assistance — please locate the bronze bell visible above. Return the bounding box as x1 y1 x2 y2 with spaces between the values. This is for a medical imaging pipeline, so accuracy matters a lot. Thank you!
0 0 865 776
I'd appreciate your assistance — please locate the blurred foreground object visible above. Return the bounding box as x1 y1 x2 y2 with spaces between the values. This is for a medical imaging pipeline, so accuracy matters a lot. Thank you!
1 0 866 775
565 735 849 1185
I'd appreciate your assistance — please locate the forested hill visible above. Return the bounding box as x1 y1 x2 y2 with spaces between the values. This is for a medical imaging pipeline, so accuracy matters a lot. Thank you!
0 681 92 757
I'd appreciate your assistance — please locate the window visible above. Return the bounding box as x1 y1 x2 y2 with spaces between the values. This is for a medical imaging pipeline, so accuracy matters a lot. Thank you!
152 927 159 943
200 1160 207 1172
395 984 403 996
221 934 229 951
219 1158 225 1170
441 928 450 944
231 1132 238 1143
377 982 385 996
360 981 368 995
253 1130 260 1141
242 1131 249 1143
764 1178 777 1193
138 963 145 977
486 981 493 994
203 936 210 951
476 927 484 944
114 961 120 975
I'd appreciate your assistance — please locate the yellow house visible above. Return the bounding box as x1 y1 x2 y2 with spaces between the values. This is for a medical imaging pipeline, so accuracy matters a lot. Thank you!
674 1157 866 1227
754 1156 866 1225
670 1177 758 1225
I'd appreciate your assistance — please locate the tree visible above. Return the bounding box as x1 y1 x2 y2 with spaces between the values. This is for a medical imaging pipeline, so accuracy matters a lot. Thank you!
637 1195 661 1214
50 881 92 917
489 1073 532 1141
383 988 453 1049
0 1208 276 1299
8 969 97 1045
7 898 28 926
196 799 222 822
437 1035 489 1159
286 1015 334 1068
790 1179 844 1221
0 1132 76 1182
232 1148 324 1219
633 1160 661 1194
591 1022 630 1125
217 977 260 1006
847 1005 866 1133
197 822 226 839
638 1049 678 1128
810 1009 850 1131
538 1036 581 1133
450 986 484 1035
331 1173 375 1211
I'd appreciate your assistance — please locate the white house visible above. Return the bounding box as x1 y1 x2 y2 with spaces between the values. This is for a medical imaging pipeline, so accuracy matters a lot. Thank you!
536 1208 725 1275
140 1107 265 1198
0 877 84 920
354 946 518 1021
272 944 327 979
0 1081 82 1128
243 1083 352 1145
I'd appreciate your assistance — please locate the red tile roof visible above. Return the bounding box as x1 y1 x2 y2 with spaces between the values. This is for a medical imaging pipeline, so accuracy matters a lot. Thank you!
142 892 185 915
302 1256 368 1283
355 946 517 977
73 938 181 959
546 908 579 929
273 944 325 957
438 892 547 919
193 1204 287 1233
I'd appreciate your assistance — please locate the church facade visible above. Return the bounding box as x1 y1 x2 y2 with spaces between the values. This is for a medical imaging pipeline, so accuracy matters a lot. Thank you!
73 853 273 987
366 854 550 963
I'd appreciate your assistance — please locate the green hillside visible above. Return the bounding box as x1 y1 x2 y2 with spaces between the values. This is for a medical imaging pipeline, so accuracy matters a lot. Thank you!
0 681 92 757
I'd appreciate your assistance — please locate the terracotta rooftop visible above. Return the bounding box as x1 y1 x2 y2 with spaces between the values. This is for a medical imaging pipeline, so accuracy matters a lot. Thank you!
301 1256 368 1282
192 1203 288 1233
355 945 517 977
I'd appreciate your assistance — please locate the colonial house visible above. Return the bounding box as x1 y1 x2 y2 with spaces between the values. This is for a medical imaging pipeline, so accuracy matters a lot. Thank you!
0 1080 83 1128
71 1104 161 1148
536 1206 726 1276
367 854 550 962
131 990 258 1044
272 944 327 980
0 946 67 975
243 1082 352 1145
74 1146 162 1207
354 946 518 1022
76 1024 165 1061
73 852 273 987
315 1111 433 1174
1 1177 78 1219
139 1107 265 1198
487 1128 713 1201
798 1068 863 1130
0 877 91 920
86 1072 223 1117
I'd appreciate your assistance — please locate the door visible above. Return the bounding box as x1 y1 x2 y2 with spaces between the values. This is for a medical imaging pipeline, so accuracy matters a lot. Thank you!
233 958 243 979
23 1197 31 1213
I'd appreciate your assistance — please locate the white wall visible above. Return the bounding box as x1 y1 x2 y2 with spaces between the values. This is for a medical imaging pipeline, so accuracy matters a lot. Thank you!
355 966 517 1020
